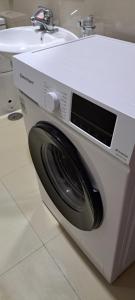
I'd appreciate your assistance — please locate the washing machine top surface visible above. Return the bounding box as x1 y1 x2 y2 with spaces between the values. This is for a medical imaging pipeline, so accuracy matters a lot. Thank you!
14 35 135 118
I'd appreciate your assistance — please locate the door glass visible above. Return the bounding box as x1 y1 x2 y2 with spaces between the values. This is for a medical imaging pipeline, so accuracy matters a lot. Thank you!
41 144 85 212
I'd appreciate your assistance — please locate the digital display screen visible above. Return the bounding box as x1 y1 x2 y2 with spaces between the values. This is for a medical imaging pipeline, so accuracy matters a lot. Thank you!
71 93 117 146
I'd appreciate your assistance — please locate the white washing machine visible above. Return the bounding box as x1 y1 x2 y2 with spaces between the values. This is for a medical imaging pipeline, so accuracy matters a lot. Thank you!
13 35 135 283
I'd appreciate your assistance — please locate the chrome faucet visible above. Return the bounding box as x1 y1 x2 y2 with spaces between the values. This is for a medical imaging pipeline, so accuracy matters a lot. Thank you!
31 6 58 33
78 15 96 37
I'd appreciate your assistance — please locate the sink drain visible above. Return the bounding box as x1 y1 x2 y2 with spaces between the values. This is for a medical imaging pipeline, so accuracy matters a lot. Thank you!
8 112 23 121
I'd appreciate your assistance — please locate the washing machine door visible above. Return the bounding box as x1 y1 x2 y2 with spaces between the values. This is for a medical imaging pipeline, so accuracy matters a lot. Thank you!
29 122 103 231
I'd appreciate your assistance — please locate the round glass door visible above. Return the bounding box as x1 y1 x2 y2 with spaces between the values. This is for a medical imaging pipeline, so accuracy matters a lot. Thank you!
29 122 103 230
42 144 85 211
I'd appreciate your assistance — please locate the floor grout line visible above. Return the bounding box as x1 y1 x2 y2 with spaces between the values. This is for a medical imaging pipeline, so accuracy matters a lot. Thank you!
0 172 62 248
0 246 43 279
0 160 33 181
44 243 82 300
0 179 45 244
43 231 61 245
0 177 62 248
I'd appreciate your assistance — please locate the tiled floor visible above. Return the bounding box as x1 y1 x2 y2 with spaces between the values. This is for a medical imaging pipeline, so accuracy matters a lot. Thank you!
0 115 135 300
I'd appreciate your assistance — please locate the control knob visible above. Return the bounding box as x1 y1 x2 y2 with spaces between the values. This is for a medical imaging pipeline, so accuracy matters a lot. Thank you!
45 91 60 113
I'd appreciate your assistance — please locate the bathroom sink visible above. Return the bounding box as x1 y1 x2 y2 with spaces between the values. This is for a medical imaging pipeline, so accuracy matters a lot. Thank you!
0 26 78 58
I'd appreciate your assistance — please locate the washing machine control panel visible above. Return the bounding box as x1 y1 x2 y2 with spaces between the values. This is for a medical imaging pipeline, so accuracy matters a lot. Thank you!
41 78 135 165
45 92 60 113
42 80 70 121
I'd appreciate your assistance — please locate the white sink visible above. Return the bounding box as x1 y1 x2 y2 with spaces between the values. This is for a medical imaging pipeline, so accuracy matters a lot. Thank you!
0 26 78 58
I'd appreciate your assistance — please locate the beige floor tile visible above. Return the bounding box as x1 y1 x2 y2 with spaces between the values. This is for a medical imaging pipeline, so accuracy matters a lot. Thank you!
0 114 23 130
0 247 79 300
0 145 31 178
17 191 61 244
47 232 135 300
0 118 28 149
0 117 31 178
0 115 60 244
0 115 15 129
1 163 40 199
0 181 42 275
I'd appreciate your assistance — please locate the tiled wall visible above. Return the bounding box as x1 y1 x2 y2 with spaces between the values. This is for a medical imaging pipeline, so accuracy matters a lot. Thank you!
55 0 135 41
12 0 135 41
0 0 10 11
11 0 59 27
12 0 55 16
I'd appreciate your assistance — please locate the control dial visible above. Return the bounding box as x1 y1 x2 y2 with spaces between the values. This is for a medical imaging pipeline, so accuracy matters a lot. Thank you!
45 91 60 113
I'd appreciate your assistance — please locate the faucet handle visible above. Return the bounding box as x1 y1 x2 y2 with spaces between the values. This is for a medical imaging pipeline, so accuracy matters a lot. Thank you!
78 15 96 37
78 15 96 30
31 6 58 32
38 6 53 18
34 7 53 25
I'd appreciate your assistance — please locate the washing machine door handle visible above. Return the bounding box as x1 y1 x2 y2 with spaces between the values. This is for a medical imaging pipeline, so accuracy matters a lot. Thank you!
29 122 103 231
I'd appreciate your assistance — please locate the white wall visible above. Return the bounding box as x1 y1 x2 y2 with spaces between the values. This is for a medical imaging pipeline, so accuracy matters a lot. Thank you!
12 0 135 41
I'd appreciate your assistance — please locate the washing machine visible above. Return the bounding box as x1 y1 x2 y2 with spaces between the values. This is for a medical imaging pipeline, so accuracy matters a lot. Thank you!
13 35 135 283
